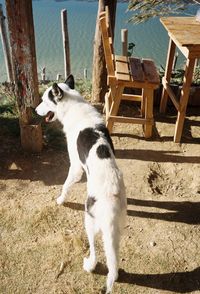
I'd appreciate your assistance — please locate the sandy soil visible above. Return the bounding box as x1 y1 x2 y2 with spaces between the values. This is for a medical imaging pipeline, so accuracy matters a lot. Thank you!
0 106 200 294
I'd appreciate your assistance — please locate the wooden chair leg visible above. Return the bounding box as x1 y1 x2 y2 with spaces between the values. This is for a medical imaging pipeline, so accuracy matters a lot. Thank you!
106 86 124 133
103 89 112 114
141 88 145 117
144 88 154 138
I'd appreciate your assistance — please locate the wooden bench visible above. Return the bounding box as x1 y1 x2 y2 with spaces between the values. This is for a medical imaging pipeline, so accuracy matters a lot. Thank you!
99 8 160 138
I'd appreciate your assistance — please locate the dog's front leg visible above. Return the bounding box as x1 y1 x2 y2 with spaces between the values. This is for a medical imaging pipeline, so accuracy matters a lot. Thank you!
57 165 83 205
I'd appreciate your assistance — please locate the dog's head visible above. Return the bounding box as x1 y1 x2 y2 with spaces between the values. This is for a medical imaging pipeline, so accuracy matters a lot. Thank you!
35 74 74 122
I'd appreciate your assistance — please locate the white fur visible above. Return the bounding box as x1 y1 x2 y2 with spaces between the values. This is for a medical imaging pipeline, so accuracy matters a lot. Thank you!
36 81 127 293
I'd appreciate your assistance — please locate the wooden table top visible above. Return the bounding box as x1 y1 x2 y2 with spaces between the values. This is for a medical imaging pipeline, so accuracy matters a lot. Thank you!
160 17 200 49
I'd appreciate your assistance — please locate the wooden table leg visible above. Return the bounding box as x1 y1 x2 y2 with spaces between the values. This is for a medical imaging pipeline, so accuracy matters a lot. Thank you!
174 57 196 143
160 38 176 113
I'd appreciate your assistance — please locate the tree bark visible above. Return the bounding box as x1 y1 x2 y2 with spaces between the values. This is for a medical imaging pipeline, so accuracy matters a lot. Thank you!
5 0 42 152
91 0 117 103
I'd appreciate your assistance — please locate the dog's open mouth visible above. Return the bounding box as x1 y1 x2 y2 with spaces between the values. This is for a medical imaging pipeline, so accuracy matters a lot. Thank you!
45 111 55 122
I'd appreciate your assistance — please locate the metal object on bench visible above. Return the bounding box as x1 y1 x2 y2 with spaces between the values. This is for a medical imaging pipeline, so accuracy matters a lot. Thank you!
99 8 160 138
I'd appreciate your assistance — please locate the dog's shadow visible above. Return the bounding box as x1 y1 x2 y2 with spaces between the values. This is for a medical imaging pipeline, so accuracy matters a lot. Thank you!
94 262 200 293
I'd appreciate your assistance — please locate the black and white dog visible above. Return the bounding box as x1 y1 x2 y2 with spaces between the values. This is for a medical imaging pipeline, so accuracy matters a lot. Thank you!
36 75 127 293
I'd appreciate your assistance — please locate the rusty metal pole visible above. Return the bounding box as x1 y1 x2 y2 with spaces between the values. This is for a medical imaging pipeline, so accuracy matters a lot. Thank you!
5 0 42 152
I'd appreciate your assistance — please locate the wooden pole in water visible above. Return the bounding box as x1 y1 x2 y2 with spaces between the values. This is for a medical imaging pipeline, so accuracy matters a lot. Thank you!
61 9 71 79
5 0 42 152
121 29 128 56
0 4 13 83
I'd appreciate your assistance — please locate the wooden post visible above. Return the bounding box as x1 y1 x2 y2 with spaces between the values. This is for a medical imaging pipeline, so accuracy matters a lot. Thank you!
0 4 13 83
84 68 87 80
5 0 42 152
61 9 71 79
121 29 128 56
41 67 46 82
56 73 62 81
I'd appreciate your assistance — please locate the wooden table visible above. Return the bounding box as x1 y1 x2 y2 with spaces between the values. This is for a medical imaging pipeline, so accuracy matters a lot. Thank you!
160 17 200 143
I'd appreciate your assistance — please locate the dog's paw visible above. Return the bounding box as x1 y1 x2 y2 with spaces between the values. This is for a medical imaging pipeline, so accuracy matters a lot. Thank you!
83 257 97 272
106 271 118 294
56 195 66 205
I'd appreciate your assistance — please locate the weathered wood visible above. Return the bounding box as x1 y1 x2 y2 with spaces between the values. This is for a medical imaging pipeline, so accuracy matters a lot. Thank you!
5 0 42 152
20 122 43 153
91 0 117 103
61 9 71 79
142 59 160 84
0 4 13 83
100 12 115 76
121 29 128 56
160 17 200 47
160 17 200 142
162 77 180 111
100 7 160 136
129 57 144 81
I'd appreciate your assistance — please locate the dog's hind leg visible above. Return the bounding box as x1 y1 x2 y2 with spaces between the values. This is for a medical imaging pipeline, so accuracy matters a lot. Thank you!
102 224 120 294
83 213 97 272
57 164 83 205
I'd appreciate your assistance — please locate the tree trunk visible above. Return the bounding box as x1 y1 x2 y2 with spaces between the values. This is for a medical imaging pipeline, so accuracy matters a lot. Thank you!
5 0 42 152
91 0 117 103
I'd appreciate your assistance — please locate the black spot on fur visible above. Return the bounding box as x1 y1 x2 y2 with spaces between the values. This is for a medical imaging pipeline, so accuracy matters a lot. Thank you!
86 196 96 218
95 124 115 154
48 90 57 105
96 144 111 159
77 128 100 164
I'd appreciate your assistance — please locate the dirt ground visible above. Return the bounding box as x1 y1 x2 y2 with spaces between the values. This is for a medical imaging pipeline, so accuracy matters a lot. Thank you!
0 106 200 294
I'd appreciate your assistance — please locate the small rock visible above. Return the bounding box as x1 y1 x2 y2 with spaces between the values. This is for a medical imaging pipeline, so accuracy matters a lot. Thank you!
150 241 156 247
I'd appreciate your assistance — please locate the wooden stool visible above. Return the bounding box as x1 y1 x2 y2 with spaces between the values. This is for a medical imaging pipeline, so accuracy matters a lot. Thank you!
100 8 160 138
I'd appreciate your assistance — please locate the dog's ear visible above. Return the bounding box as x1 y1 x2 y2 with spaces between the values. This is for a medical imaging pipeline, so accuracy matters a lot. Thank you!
52 83 63 101
65 74 75 89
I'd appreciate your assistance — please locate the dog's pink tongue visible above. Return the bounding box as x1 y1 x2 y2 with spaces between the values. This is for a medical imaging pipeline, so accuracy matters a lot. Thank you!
45 116 50 123
45 111 54 122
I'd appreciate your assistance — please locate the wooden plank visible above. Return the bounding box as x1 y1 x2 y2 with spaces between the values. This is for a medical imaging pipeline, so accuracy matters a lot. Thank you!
162 77 180 111
109 115 153 125
99 13 115 76
115 59 129 75
121 94 142 102
106 86 124 133
115 55 130 81
129 57 144 82
142 59 160 84
160 17 200 48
